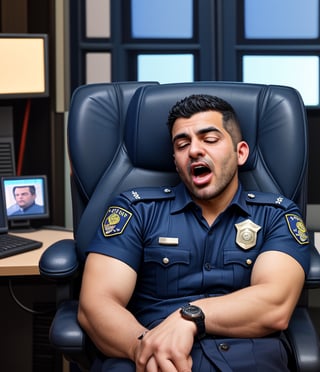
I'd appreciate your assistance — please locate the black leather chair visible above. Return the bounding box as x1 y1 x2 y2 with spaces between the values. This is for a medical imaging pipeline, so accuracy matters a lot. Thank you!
39 81 320 371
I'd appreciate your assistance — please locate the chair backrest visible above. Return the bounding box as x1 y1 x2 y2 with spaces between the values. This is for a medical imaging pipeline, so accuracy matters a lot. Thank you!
67 82 308 261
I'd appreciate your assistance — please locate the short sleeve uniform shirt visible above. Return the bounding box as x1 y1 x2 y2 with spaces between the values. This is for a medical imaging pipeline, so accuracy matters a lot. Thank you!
87 183 310 327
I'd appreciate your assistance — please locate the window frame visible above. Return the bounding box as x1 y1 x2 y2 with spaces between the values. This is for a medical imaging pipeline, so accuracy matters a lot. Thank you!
70 0 217 92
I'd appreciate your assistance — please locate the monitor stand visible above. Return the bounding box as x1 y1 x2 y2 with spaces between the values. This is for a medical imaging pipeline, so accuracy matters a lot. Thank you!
9 219 35 233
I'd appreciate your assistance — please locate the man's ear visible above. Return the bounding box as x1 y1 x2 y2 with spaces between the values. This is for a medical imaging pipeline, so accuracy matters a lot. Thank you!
237 141 249 166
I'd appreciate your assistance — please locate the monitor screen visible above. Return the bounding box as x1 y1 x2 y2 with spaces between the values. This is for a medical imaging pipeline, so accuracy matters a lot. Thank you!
1 175 49 229
0 34 49 98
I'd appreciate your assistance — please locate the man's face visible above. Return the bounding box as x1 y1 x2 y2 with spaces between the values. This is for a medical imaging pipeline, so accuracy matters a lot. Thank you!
172 111 249 203
14 187 36 209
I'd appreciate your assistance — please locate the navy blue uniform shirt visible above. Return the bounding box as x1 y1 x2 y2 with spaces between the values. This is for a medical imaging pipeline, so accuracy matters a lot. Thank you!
87 183 310 328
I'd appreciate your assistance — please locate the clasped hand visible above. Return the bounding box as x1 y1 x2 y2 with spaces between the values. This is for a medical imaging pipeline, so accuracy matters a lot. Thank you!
134 310 195 372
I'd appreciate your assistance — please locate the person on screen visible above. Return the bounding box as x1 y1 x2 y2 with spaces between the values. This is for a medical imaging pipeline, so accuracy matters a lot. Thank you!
7 185 44 216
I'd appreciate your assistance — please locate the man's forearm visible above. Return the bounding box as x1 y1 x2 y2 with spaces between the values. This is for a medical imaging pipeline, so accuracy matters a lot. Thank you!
194 253 304 338
194 286 280 338
78 301 146 361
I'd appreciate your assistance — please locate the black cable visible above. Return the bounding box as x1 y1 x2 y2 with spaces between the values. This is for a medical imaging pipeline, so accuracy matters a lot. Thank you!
8 279 56 315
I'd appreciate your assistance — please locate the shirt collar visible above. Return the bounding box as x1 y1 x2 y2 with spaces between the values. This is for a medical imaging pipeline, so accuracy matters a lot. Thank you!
171 182 251 216
171 183 193 213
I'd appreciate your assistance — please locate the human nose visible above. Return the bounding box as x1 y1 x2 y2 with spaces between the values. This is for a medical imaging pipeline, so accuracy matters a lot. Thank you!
188 138 205 158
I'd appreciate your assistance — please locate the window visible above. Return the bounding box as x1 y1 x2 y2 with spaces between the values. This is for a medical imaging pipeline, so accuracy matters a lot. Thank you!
243 55 319 106
137 54 194 83
244 0 319 39
237 0 320 106
70 0 215 91
131 0 193 39
126 0 199 82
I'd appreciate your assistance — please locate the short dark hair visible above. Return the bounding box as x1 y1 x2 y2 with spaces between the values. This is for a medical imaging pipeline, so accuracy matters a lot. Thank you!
167 94 243 148
13 185 36 196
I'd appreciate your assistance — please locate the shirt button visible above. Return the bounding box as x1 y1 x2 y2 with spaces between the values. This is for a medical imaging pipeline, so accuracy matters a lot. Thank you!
162 257 170 265
219 343 230 351
246 259 253 266
204 262 212 270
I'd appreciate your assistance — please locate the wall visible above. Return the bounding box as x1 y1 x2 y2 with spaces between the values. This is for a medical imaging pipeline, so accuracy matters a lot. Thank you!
0 0 67 227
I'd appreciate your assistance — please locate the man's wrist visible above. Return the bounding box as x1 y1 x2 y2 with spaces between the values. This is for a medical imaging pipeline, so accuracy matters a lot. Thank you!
137 330 149 340
180 304 206 339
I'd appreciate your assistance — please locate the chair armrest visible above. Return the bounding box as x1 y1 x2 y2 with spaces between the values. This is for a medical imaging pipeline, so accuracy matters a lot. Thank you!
305 245 320 288
285 307 320 371
39 239 80 280
50 300 95 370
50 300 84 350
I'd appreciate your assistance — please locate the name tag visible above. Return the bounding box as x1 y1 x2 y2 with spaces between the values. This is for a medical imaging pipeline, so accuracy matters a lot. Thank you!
158 237 179 246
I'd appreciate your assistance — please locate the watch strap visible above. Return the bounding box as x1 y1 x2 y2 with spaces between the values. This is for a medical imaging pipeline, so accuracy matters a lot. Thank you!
194 315 206 339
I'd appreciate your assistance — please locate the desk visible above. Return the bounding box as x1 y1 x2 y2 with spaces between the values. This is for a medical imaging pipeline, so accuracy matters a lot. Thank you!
0 228 73 372
0 228 73 276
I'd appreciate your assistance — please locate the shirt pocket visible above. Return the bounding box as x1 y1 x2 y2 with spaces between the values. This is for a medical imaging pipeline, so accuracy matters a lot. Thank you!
143 247 190 298
223 250 258 289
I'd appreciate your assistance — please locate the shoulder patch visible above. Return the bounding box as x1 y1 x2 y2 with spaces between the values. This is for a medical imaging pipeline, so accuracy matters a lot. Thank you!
122 187 175 204
102 206 132 237
245 192 292 209
285 214 309 245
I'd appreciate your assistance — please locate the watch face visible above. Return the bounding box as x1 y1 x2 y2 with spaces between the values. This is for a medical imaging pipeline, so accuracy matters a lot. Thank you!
182 305 203 318
186 305 201 315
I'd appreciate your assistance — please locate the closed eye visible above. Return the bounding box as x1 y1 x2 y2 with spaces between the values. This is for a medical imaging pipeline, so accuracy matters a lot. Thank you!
204 136 219 143
175 140 190 150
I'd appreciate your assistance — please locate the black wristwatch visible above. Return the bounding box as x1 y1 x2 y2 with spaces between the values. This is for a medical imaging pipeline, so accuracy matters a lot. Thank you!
180 304 206 339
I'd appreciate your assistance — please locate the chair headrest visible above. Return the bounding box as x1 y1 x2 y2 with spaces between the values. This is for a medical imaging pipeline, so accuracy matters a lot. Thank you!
124 82 306 180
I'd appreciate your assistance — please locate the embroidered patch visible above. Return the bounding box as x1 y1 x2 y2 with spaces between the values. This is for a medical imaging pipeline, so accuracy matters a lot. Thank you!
285 214 309 245
102 206 132 237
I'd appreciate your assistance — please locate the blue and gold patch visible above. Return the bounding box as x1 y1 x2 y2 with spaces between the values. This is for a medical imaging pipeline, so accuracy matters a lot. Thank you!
285 214 309 245
102 206 132 237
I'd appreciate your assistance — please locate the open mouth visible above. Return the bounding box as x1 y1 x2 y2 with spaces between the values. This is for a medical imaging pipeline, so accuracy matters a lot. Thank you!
191 163 212 186
193 165 211 177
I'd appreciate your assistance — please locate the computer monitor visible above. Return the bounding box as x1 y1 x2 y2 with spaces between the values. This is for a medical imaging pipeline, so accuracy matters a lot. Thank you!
1 175 49 229
0 34 49 99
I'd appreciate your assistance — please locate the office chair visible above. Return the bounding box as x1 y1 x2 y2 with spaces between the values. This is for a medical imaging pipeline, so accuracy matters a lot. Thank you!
39 81 320 371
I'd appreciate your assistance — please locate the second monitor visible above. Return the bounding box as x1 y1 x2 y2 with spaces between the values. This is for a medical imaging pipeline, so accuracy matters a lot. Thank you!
2 175 49 229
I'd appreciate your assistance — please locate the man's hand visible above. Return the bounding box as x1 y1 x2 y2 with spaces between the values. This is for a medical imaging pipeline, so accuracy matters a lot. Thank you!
134 310 195 372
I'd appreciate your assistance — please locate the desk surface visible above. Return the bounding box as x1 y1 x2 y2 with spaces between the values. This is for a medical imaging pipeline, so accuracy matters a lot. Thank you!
0 228 73 276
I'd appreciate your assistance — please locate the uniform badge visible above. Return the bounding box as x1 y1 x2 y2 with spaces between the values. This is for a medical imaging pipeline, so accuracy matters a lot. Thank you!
285 214 309 245
235 219 261 250
102 206 132 237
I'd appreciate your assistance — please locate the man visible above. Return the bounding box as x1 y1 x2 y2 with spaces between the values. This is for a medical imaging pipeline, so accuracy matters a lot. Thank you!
78 94 310 371
8 185 44 215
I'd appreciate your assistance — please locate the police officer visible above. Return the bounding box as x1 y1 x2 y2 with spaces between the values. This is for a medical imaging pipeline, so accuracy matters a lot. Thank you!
78 94 310 371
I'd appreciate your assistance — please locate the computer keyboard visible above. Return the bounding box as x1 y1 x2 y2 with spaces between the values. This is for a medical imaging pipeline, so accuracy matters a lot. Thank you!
0 233 42 259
